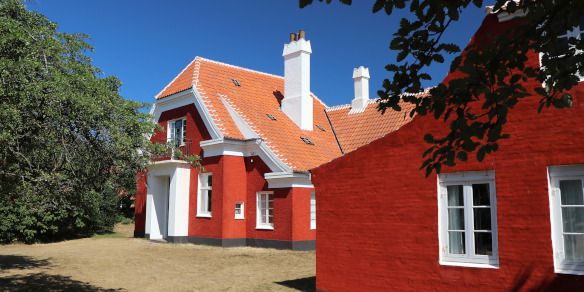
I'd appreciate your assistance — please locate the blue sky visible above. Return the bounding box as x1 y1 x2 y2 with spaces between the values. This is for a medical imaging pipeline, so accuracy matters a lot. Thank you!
28 1 490 107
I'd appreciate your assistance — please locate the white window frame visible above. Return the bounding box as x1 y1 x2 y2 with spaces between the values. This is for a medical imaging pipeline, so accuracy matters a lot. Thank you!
310 192 316 230
196 173 212 218
256 191 274 230
234 201 244 220
167 117 187 146
438 170 499 268
548 165 584 275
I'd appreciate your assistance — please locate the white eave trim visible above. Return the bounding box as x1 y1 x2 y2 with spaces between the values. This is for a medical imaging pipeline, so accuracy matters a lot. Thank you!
264 172 313 189
200 138 258 157
200 138 290 173
149 87 222 140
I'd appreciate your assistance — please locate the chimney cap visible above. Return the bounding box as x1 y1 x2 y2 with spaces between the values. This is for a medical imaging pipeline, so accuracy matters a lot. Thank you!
353 66 370 79
298 29 306 40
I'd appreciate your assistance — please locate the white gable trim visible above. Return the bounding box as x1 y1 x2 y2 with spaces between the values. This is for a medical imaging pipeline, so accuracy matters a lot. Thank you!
200 138 290 173
265 172 313 189
219 95 259 139
150 87 222 140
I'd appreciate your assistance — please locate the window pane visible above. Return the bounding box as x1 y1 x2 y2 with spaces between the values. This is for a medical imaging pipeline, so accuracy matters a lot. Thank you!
200 191 207 213
448 209 465 230
560 180 584 205
448 231 465 254
268 215 273 224
207 190 212 212
447 185 464 207
474 232 493 256
562 206 584 233
564 234 584 262
207 175 212 187
169 122 175 142
174 120 183 145
182 119 187 142
473 184 490 206
474 208 492 231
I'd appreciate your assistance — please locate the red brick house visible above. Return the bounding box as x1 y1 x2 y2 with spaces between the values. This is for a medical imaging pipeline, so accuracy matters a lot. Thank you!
133 32 412 249
312 9 584 291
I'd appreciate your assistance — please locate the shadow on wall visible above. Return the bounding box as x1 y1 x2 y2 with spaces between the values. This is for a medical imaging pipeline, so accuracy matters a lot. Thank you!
0 255 123 291
275 276 315 292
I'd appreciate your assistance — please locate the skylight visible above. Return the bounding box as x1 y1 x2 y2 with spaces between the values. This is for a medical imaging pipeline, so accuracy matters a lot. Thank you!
300 136 314 145
231 79 241 87
266 113 277 121
315 124 326 132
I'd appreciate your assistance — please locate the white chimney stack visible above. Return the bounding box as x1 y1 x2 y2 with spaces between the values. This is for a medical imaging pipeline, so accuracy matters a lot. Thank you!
350 66 370 114
282 30 313 131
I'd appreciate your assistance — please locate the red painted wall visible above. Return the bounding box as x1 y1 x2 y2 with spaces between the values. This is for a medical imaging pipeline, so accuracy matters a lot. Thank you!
312 15 584 291
291 187 316 241
221 155 247 239
134 171 147 236
244 156 293 241
135 101 316 243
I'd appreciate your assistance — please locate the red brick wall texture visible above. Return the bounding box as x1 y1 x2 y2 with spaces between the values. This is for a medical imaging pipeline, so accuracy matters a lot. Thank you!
312 15 584 291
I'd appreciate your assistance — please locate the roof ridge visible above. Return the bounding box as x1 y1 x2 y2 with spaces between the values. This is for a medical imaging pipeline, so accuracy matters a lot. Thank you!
196 56 284 80
156 58 197 99
197 56 329 108
326 99 380 112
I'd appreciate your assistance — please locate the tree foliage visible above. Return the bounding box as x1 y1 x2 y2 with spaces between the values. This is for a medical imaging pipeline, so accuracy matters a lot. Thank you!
0 0 155 243
301 0 584 175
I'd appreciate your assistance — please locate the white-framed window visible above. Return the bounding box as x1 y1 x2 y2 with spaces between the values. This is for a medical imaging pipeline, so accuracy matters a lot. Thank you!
310 192 316 230
168 117 187 147
548 165 584 275
197 173 212 217
256 191 274 230
438 170 499 268
235 202 244 220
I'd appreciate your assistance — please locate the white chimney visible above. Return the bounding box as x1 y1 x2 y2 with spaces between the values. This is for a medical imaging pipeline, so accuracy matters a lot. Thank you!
350 66 370 114
282 30 313 131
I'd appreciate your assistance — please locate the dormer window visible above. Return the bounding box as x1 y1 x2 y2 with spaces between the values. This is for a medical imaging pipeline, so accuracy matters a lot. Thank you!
168 117 187 147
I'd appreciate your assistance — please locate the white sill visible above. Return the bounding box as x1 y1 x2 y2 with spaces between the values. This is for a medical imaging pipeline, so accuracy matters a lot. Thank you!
256 225 274 230
310 227 316 230
234 217 245 220
196 213 212 218
440 261 499 269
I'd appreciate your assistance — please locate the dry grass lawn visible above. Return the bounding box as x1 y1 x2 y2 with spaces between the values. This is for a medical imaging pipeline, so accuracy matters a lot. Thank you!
0 224 315 291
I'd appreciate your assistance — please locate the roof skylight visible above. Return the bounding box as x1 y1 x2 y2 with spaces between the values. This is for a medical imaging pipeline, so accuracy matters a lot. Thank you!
315 124 326 132
231 79 241 86
300 136 314 145
266 113 277 121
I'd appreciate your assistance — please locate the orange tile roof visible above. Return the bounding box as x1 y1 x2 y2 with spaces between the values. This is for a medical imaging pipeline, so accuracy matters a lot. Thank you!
156 57 342 171
326 100 416 153
155 56 417 170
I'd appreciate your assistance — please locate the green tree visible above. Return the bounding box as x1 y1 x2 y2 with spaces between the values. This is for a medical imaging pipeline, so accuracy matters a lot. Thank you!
0 0 154 243
301 0 584 175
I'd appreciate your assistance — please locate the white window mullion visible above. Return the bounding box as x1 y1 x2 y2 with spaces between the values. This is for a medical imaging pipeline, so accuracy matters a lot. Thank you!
464 184 474 259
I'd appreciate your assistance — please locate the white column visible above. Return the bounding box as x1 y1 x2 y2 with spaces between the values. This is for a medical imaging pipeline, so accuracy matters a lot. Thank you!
167 166 191 238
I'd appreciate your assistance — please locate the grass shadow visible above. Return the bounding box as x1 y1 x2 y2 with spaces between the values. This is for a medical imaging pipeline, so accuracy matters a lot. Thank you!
275 276 316 292
0 273 124 291
0 255 52 272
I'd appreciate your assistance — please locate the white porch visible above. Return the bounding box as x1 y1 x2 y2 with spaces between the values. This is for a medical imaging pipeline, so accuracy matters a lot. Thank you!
145 160 191 241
